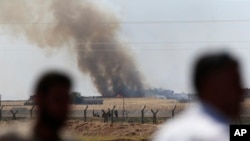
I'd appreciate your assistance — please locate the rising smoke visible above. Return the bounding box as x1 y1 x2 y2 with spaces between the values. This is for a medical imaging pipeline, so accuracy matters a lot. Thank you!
0 0 144 97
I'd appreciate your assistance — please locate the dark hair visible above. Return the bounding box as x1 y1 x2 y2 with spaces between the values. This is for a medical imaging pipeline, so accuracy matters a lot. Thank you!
34 71 72 96
193 53 238 96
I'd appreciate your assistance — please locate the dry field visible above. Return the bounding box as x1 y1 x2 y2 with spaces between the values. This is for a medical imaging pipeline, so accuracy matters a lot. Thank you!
1 98 187 113
1 100 26 106
1 98 185 110
0 119 159 141
72 98 187 111
0 98 187 140
2 98 250 140
3 98 250 115
65 120 158 140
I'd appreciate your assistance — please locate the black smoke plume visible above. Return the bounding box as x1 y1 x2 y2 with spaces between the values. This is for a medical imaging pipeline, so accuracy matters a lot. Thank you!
0 0 144 97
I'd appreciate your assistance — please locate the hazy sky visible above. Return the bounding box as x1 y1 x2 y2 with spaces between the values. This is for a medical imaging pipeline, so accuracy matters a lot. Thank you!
1 0 250 100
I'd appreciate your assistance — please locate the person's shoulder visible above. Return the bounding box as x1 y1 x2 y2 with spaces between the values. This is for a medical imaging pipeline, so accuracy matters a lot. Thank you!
151 104 228 141
0 121 35 141
0 132 26 141
62 137 80 141
151 108 194 140
60 133 81 141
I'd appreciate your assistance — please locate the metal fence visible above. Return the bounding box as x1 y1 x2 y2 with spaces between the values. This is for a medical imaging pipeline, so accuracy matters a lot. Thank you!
1 104 250 124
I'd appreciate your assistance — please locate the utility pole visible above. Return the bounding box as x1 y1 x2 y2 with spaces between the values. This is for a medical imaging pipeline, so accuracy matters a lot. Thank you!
84 105 88 122
141 105 146 124
122 97 125 118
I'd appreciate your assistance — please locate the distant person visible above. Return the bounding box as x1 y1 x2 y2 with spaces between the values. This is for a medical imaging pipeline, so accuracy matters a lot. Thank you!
152 53 244 141
114 110 118 118
0 71 77 141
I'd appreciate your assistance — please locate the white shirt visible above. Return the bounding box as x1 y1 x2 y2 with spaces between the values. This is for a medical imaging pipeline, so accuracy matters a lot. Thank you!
152 102 230 141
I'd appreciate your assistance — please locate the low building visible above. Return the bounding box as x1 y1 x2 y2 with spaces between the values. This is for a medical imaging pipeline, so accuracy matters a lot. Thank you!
71 92 103 105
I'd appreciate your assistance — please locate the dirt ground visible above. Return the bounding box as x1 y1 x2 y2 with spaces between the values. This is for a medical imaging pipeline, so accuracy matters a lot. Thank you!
0 120 159 141
65 120 157 136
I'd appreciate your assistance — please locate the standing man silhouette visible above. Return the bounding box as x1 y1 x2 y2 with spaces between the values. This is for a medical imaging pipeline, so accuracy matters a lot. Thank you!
0 71 77 141
153 53 244 141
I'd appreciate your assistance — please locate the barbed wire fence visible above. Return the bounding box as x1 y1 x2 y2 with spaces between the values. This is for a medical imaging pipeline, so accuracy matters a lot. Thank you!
0 100 249 125
0 103 184 125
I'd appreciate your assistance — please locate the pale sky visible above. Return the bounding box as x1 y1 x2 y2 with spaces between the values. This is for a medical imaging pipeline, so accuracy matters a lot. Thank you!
1 0 250 100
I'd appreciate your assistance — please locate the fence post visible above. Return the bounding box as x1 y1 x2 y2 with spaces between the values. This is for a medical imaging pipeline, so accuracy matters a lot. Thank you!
84 105 88 122
151 109 159 125
0 105 4 120
171 104 177 118
141 105 146 124
30 105 35 119
111 105 116 124
10 110 18 120
107 108 110 122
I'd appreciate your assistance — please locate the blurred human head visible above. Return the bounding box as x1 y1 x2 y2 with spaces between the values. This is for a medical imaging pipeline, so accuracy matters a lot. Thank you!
34 71 72 130
193 53 243 118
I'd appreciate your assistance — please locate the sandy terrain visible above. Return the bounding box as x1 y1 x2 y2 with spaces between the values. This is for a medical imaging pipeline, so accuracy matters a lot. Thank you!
0 120 159 141
65 120 158 138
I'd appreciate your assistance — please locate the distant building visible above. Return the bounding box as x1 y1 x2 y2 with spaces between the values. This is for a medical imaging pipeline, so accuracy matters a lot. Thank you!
144 88 196 102
24 95 35 105
71 92 103 105
81 96 103 105
24 92 104 105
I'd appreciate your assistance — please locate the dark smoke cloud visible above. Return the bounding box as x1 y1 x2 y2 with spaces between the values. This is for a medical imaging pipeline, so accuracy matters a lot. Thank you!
0 0 144 97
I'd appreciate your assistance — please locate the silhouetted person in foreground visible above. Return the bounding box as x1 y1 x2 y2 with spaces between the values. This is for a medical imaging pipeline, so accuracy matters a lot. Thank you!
32 72 72 141
0 71 77 141
153 53 244 141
